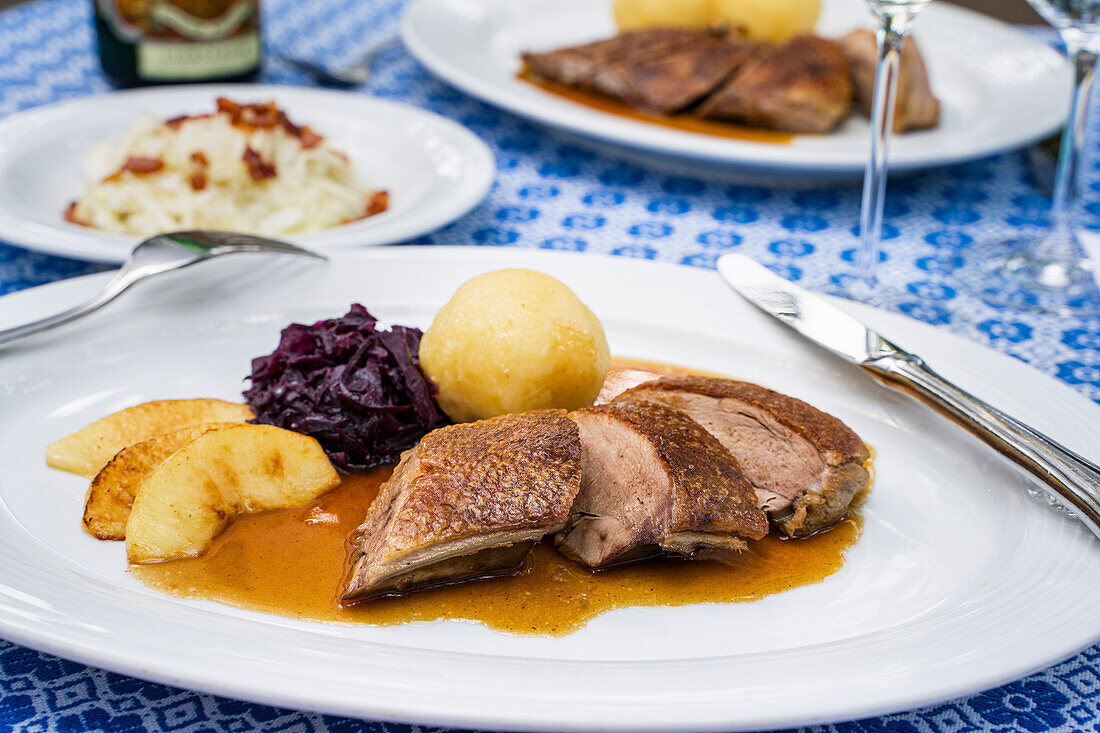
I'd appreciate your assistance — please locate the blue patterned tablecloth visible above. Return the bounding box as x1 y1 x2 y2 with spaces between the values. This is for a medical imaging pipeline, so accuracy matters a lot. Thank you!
2 0 1100 731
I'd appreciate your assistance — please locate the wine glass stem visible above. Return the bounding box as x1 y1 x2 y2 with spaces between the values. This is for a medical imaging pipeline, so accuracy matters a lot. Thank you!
854 19 908 302
1034 34 1097 265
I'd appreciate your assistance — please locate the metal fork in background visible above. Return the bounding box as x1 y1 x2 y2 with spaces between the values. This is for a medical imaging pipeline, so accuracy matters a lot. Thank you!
0 231 325 349
281 36 401 88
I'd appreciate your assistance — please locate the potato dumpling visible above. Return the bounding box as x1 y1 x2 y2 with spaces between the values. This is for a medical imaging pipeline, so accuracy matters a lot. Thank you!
420 269 610 423
613 0 821 41
708 0 821 41
613 0 711 31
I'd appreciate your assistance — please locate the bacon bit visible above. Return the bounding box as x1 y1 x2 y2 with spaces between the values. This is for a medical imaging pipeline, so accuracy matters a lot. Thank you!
104 156 164 182
166 113 214 130
190 151 209 167
63 201 86 226
189 172 208 191
298 126 323 149
279 115 302 138
218 97 284 130
242 146 277 181
366 191 389 217
122 156 163 174
216 97 241 116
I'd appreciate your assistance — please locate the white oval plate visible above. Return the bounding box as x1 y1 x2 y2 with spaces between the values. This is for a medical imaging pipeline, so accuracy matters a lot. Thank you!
0 247 1098 732
0 85 495 263
401 0 1069 181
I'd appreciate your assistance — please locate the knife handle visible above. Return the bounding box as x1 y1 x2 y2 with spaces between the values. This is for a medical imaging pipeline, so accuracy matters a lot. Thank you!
862 353 1100 540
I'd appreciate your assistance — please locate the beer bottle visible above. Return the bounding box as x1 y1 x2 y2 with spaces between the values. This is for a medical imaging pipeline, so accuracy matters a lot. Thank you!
94 0 262 86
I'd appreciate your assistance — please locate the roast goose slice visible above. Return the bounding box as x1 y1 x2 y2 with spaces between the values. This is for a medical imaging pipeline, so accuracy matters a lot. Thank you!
556 400 767 568
343 410 582 600
615 375 871 536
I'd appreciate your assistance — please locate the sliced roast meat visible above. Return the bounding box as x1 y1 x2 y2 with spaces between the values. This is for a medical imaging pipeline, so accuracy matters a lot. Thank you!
588 38 760 115
594 365 662 405
837 29 939 132
522 28 710 88
615 376 869 536
698 35 854 133
557 400 767 568
344 410 581 600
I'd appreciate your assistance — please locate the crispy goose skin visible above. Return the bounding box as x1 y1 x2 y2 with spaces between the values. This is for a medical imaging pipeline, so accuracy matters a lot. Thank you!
557 400 767 568
589 39 760 115
522 28 709 87
344 410 582 600
837 29 939 132
698 35 854 133
616 376 870 536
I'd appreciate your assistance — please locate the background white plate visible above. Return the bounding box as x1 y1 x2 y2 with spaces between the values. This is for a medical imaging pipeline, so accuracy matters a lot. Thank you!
401 0 1070 182
1 247 1098 732
0 85 495 263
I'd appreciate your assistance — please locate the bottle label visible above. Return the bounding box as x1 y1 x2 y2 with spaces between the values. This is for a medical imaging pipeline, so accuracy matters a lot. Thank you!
137 34 260 80
97 0 260 81
148 1 253 41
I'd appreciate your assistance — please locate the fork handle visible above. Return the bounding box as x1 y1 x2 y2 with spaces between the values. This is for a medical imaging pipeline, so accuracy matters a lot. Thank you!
863 353 1100 540
0 270 134 348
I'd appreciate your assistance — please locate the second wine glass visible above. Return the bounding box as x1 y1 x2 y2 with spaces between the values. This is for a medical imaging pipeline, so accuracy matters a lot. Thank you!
955 0 1100 316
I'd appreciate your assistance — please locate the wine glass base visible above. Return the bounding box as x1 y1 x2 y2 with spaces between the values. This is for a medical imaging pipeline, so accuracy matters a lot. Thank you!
954 241 1100 317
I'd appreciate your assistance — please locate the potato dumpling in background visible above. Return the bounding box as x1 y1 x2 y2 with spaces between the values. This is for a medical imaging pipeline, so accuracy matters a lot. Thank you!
420 269 610 423
708 0 821 41
613 0 711 31
613 0 821 41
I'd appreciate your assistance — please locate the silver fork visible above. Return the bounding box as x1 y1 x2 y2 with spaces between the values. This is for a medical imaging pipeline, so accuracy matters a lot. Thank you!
0 231 325 349
280 36 401 88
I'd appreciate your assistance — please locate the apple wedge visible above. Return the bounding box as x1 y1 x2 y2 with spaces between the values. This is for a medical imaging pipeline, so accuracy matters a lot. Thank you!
125 424 341 563
82 422 238 541
47 399 254 478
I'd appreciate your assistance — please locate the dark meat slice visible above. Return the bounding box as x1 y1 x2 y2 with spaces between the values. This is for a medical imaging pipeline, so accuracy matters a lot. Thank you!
521 28 710 87
837 29 939 132
557 401 767 568
589 38 760 115
344 410 581 600
615 376 870 537
698 35 854 133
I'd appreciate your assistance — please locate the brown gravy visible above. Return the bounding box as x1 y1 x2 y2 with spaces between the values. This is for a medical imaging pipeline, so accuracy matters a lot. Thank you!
133 468 862 636
517 67 794 145
133 359 865 636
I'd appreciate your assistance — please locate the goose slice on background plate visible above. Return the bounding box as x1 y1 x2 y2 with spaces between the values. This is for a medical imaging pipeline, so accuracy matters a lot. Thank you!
838 29 940 132
557 400 767 567
616 376 870 537
344 410 581 600
697 35 854 134
521 28 708 87
587 37 759 115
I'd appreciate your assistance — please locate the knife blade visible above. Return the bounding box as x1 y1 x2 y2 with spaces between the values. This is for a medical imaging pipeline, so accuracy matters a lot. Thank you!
717 253 1100 541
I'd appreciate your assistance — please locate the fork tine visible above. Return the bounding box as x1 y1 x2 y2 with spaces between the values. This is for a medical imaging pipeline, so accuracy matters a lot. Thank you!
166 231 328 260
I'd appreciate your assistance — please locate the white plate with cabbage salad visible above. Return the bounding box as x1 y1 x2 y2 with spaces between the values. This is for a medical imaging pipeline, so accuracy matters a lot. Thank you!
0 85 495 263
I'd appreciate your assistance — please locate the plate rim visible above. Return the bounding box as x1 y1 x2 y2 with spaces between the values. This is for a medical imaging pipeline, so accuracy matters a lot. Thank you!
1 246 1099 731
399 0 1068 176
0 84 496 264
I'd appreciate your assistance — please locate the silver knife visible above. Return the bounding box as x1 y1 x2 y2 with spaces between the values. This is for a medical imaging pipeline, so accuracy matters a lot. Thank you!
717 253 1100 540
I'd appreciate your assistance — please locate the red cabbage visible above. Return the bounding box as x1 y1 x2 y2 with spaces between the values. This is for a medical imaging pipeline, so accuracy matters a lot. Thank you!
243 304 445 471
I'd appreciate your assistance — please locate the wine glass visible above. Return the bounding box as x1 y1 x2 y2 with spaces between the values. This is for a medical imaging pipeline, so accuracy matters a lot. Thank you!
848 0 932 304
955 0 1100 315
